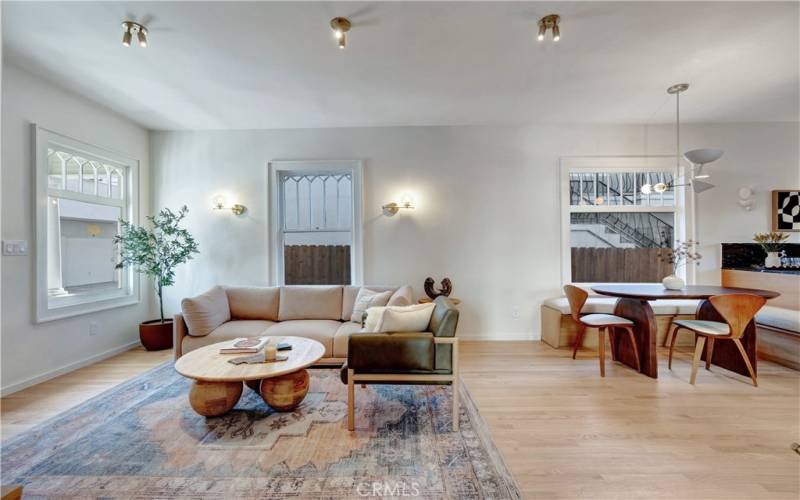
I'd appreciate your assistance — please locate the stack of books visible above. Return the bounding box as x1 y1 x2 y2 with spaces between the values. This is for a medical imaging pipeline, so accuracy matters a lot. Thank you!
219 337 270 354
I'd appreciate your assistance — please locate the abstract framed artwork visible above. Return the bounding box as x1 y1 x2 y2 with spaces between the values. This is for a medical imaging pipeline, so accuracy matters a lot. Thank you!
772 189 800 232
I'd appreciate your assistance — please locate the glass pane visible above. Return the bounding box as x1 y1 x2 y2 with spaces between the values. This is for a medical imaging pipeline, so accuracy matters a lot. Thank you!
110 169 123 199
48 197 121 295
65 157 81 192
48 149 63 189
570 212 674 283
283 232 352 285
97 166 110 197
82 162 97 194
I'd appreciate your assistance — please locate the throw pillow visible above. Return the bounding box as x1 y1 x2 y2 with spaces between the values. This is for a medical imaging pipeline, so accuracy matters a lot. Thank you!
350 288 392 322
376 303 436 333
363 306 386 332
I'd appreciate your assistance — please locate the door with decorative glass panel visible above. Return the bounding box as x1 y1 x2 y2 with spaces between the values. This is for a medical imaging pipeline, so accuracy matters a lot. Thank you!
269 161 363 286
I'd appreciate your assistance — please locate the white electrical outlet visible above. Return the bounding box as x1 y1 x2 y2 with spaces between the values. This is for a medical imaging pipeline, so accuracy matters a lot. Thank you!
2 240 29 256
512 307 520 319
89 321 99 336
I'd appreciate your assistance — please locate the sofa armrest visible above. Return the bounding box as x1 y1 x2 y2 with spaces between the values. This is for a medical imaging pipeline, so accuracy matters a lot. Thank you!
173 313 188 360
429 296 459 337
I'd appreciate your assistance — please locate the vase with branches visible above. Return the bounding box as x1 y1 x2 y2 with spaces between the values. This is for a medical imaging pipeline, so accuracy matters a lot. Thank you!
115 206 199 349
656 240 702 290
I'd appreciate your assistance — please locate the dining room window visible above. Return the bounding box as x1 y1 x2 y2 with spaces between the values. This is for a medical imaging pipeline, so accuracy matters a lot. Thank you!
561 158 691 285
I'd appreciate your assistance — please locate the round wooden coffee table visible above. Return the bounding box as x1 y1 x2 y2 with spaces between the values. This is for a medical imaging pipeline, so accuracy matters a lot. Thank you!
174 336 325 416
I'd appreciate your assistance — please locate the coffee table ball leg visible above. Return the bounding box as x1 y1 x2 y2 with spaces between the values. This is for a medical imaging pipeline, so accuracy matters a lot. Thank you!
260 369 310 411
189 380 243 417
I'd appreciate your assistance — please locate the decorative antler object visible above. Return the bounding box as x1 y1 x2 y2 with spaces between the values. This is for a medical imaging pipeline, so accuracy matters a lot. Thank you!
424 277 453 299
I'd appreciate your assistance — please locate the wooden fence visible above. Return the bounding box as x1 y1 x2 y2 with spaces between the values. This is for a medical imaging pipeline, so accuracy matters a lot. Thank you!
284 245 351 285
571 247 673 283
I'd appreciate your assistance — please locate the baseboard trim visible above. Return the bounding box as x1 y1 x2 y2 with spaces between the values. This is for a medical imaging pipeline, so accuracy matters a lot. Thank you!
457 333 539 341
0 340 142 397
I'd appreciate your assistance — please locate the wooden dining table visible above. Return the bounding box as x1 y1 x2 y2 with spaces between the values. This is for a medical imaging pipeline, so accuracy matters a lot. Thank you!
591 284 780 379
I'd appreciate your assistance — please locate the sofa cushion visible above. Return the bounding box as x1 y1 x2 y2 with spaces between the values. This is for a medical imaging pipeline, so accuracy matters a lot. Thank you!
181 286 231 337
279 286 342 321
264 320 339 357
334 321 363 357
341 285 396 321
377 303 436 333
350 288 393 322
387 285 413 307
542 297 701 316
756 306 800 333
225 286 280 321
181 320 275 353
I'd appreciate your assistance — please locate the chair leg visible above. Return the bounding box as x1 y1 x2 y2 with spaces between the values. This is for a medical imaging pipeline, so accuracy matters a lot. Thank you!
705 338 715 370
347 369 355 431
662 316 675 347
732 338 758 387
608 328 617 362
598 327 606 377
572 325 585 360
690 336 706 385
625 326 641 373
452 339 460 432
667 325 681 369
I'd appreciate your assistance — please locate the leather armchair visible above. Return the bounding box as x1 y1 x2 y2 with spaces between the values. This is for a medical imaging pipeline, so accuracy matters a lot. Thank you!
341 296 460 431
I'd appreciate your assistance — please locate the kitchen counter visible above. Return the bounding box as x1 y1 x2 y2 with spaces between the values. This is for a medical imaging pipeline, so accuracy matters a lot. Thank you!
722 266 800 276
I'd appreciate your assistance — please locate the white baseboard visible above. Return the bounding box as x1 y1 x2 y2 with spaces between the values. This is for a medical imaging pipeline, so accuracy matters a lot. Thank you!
0 340 142 397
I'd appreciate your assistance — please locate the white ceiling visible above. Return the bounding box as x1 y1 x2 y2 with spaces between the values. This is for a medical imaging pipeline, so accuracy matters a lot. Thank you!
3 2 798 130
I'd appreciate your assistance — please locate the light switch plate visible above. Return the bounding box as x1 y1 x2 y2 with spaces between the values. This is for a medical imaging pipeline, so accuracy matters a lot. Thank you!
2 240 29 256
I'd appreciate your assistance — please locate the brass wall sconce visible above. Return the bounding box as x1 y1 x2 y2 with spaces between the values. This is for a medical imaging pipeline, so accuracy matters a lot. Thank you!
212 196 246 216
382 194 415 217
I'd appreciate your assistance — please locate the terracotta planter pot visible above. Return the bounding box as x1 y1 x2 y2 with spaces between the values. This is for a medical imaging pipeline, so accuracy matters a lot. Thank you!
139 319 174 351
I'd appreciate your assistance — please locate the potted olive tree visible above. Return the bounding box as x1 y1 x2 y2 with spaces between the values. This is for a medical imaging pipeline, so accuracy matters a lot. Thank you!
115 206 199 350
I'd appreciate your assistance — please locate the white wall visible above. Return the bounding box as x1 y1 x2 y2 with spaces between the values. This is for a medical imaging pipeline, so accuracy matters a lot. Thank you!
150 122 798 341
1 64 152 395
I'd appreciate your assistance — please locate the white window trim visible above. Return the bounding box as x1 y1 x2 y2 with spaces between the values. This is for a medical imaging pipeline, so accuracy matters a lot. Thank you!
268 160 364 286
559 156 695 287
34 125 141 322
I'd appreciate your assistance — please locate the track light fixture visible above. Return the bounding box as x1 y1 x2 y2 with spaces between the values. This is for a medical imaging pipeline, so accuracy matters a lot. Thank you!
330 17 351 49
122 21 147 48
537 14 561 42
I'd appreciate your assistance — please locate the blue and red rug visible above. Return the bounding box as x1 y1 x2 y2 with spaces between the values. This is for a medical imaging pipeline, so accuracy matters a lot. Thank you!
1 363 520 499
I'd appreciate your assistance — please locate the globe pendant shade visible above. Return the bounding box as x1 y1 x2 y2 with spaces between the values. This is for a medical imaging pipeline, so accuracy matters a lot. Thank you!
684 148 724 165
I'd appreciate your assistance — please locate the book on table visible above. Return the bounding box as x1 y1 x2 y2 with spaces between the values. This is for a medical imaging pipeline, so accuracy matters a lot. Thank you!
219 337 270 354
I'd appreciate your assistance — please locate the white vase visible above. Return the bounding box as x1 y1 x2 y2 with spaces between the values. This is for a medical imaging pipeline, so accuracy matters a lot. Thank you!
662 275 685 290
764 252 781 268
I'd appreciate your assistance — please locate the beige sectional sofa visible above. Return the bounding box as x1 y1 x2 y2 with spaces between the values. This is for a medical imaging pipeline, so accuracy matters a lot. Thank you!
173 285 413 364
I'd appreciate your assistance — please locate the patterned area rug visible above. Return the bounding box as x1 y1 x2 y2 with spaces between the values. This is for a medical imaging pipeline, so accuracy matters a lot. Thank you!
1 363 520 499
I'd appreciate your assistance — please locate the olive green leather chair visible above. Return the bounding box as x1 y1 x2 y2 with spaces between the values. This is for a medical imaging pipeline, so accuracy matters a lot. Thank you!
340 296 460 431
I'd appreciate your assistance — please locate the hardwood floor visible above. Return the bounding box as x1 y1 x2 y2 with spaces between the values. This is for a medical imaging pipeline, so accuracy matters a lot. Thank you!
1 342 798 499
461 341 800 499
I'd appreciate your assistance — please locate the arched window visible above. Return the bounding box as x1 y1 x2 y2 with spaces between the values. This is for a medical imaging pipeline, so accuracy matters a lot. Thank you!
47 149 63 189
110 168 123 199
82 161 98 195
65 156 81 192
97 165 110 197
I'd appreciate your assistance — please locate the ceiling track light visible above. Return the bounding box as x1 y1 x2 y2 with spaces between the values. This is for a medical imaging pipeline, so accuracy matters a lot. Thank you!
537 14 561 42
330 17 351 50
122 21 147 48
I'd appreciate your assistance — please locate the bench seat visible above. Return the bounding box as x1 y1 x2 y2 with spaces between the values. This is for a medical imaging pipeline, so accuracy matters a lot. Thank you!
756 306 800 334
541 296 701 350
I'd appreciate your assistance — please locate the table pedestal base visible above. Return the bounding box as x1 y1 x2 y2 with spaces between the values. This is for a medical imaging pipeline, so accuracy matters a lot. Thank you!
260 369 310 412
612 298 658 378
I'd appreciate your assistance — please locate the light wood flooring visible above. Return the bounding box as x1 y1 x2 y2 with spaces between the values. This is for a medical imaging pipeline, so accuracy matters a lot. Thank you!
1 342 799 499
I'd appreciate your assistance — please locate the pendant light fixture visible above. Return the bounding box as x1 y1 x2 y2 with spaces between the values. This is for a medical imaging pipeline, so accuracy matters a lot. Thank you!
640 83 723 195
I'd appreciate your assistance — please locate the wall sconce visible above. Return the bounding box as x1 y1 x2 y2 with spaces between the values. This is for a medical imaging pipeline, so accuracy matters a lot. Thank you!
382 193 415 217
212 195 246 216
738 187 755 211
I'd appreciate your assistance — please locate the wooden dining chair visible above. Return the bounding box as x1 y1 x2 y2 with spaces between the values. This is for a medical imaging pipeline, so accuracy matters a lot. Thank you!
667 293 766 386
564 285 640 377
